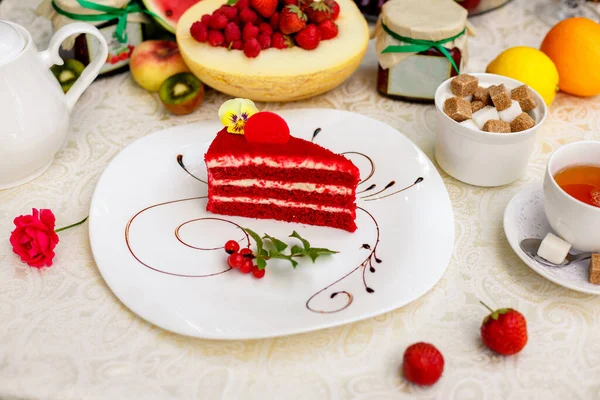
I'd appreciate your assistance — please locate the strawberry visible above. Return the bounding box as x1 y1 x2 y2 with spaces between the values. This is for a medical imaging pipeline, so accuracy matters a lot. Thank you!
295 24 320 50
190 21 209 42
242 23 260 41
325 0 339 20
269 12 280 30
258 22 273 36
208 30 225 47
402 342 444 386
480 302 528 356
271 32 293 49
224 21 242 43
317 19 337 40
300 0 313 11
243 38 261 58
209 12 228 29
258 33 271 49
231 39 244 50
279 5 307 35
239 8 258 23
200 13 211 25
234 0 250 9
220 5 238 20
305 1 331 23
283 0 299 6
251 0 278 18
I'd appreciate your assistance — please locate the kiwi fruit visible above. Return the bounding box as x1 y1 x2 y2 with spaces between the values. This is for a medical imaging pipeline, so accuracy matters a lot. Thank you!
159 72 204 116
51 59 85 93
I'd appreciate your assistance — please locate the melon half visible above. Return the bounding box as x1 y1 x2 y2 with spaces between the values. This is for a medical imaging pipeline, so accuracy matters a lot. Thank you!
142 0 202 33
176 0 369 102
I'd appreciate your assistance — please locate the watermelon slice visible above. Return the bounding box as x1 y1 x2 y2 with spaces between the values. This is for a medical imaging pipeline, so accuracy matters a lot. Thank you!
142 0 203 33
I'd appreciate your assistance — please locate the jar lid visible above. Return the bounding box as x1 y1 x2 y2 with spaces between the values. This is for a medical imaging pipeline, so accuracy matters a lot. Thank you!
53 0 130 15
0 21 26 65
381 0 468 42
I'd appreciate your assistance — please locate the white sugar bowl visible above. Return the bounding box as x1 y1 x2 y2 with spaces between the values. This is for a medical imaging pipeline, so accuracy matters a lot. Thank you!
433 73 547 187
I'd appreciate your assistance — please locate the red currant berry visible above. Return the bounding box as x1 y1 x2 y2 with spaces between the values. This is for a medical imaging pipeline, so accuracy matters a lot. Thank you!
227 253 244 269
239 248 254 258
239 259 253 274
252 266 265 279
224 240 240 254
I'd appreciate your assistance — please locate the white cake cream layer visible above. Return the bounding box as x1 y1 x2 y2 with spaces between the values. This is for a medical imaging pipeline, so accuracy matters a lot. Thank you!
207 156 346 171
211 179 352 195
211 196 352 214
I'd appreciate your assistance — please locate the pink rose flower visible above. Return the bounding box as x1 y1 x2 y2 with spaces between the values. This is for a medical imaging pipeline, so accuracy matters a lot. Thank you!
9 208 60 268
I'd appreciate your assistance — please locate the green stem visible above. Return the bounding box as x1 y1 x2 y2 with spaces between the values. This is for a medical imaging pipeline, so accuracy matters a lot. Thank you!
479 300 495 314
55 216 88 233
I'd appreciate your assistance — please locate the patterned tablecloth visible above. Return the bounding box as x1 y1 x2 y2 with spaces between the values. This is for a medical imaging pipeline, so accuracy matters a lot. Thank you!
2 0 600 399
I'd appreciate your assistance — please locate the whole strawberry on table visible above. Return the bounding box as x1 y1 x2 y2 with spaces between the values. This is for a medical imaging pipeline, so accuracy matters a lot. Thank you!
189 0 341 57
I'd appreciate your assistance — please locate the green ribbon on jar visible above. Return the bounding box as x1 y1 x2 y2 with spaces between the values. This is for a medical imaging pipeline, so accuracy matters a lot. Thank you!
381 22 465 74
51 0 165 43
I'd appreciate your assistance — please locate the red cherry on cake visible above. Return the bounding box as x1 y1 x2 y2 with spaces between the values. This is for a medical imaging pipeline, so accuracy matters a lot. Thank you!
244 111 291 144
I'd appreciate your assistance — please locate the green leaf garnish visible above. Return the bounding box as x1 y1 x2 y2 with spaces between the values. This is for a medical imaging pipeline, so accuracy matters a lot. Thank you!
243 228 337 270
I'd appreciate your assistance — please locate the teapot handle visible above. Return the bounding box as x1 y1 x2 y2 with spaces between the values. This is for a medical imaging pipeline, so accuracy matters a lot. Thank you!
39 23 108 112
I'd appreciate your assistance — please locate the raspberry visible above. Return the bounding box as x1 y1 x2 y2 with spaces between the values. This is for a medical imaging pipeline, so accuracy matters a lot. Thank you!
271 32 286 49
235 0 250 9
243 38 261 58
242 22 259 41
208 29 225 47
190 21 209 42
269 12 280 30
224 21 242 42
220 5 238 19
231 39 244 50
200 14 211 25
209 12 228 29
258 34 271 49
258 22 273 36
239 8 258 23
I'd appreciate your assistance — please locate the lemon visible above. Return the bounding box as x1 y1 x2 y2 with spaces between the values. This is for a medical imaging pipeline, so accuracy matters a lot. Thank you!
486 46 559 105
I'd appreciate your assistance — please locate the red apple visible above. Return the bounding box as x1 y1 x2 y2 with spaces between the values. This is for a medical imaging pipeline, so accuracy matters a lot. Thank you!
129 40 190 92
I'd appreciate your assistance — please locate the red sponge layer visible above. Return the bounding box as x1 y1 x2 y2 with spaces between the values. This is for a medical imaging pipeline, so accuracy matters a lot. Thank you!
207 200 357 232
209 166 359 186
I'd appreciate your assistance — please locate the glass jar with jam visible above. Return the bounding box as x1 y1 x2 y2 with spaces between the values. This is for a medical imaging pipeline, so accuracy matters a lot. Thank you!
36 0 157 78
374 0 470 103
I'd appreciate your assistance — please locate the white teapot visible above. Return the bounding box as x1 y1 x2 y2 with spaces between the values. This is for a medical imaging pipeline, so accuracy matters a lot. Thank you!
0 20 108 189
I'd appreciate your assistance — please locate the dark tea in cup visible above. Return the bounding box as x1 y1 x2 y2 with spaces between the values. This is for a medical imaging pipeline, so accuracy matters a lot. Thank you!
553 164 600 207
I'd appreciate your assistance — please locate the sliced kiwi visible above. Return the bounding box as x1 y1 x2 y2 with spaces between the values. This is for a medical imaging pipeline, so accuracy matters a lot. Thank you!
51 59 85 93
159 72 204 115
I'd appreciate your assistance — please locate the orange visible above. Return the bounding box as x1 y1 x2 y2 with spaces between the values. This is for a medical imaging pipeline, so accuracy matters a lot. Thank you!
541 17 600 97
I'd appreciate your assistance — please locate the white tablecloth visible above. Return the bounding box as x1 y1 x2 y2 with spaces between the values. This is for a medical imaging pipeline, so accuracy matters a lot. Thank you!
1 1 600 398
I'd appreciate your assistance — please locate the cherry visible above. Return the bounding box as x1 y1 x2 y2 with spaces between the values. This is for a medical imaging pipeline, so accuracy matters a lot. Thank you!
240 248 254 258
224 240 240 254
252 265 265 279
239 259 253 274
227 252 244 269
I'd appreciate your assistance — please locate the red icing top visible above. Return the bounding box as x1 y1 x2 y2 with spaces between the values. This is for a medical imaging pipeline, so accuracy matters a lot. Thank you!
205 127 360 178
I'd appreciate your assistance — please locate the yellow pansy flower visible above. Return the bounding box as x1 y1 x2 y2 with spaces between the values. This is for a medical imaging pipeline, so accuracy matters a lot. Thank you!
218 98 259 134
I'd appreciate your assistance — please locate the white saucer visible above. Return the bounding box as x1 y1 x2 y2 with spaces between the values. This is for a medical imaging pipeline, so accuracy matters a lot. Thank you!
504 183 600 295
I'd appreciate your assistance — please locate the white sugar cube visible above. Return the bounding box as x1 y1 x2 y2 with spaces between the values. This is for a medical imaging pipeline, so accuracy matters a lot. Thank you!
472 106 499 129
498 100 523 123
459 119 480 131
537 232 571 265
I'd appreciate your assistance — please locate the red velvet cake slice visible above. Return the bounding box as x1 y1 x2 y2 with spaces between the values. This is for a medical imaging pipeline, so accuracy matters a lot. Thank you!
204 100 360 232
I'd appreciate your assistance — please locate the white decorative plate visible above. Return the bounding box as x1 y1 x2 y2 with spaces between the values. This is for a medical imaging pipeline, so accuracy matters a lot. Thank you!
504 183 600 295
89 109 455 339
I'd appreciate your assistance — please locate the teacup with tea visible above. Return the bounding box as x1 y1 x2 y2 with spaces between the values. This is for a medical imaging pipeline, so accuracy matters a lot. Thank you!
543 141 600 252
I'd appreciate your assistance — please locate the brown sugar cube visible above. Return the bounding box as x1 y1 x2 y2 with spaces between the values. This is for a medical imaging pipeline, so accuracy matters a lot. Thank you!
511 85 537 112
482 119 511 133
510 112 536 132
471 100 485 113
450 74 479 97
489 84 512 111
590 254 600 285
444 97 472 122
472 86 492 105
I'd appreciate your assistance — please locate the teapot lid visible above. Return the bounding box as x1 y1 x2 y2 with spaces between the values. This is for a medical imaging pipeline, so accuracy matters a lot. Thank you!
0 21 26 65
